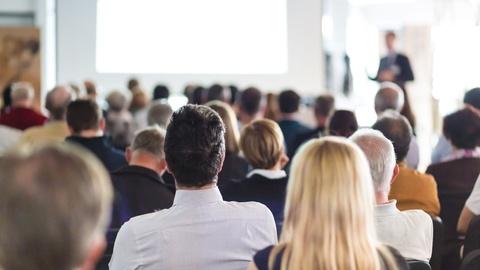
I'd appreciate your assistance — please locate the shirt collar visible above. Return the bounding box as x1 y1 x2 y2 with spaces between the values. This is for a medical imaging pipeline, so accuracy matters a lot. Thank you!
374 200 400 216
247 169 287 179
173 186 223 206
442 147 480 162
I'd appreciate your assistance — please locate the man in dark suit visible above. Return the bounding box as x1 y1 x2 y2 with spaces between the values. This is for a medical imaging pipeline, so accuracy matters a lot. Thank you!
375 31 414 89
110 125 174 228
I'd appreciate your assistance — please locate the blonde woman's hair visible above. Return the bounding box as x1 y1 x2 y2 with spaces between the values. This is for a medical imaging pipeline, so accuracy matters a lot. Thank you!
206 100 241 154
240 119 284 169
271 137 398 270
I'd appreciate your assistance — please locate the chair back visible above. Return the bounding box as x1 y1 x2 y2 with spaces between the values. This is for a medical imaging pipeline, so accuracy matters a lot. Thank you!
461 249 480 270
95 228 120 270
438 189 471 241
408 260 432 270
430 216 444 270
464 215 480 257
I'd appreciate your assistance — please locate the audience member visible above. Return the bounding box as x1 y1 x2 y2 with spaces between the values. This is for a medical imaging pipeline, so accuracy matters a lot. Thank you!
277 89 311 147
1 83 12 110
432 87 480 163
110 126 174 228
372 110 440 216
129 90 149 115
248 137 408 270
222 119 289 226
264 93 281 122
190 86 205 104
110 105 277 269
0 81 47 130
127 77 140 93
375 82 419 169
350 129 433 262
206 100 248 190
0 125 21 156
17 85 73 145
289 94 334 157
66 99 127 172
238 87 264 128
147 100 173 128
228 84 239 104
458 172 480 234
105 90 133 150
328 109 358 137
426 108 480 190
152 84 170 101
206 83 227 103
0 143 113 270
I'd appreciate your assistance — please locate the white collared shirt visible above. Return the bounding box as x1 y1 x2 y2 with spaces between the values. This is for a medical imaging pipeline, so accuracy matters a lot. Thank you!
246 169 287 179
374 200 433 262
109 187 277 270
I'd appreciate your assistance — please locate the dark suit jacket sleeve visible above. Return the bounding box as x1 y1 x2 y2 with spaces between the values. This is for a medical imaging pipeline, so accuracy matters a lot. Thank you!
396 54 414 82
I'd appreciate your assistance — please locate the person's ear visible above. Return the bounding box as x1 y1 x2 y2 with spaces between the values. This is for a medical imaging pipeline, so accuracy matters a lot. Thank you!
125 147 132 163
390 164 399 185
217 154 225 173
158 159 167 175
165 162 172 173
280 149 289 169
68 126 74 135
99 118 106 132
79 237 106 270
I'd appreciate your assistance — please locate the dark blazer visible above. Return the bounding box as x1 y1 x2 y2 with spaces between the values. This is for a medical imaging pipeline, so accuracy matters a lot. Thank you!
222 173 288 225
375 53 414 87
217 151 249 191
288 126 325 159
110 165 174 228
65 135 127 172
426 157 480 191
278 119 312 152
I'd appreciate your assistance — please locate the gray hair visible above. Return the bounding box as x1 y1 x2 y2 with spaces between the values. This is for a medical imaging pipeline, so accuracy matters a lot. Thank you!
130 125 167 160
147 101 173 128
374 82 404 113
349 128 396 193
11 82 34 101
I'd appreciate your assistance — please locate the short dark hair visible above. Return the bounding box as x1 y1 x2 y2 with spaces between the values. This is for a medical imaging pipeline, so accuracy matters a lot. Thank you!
328 110 358 137
463 87 480 110
191 86 205 105
278 90 301 113
66 99 103 134
443 108 480 149
315 95 335 117
372 110 412 163
206 84 225 103
239 87 262 116
164 105 225 187
153 84 170 101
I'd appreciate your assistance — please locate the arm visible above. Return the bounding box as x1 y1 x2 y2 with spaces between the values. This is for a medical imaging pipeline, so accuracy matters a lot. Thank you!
109 221 140 269
458 206 475 235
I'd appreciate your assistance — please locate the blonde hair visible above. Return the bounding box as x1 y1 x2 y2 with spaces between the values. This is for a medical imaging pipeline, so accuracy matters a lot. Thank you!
240 119 284 169
0 143 113 269
206 100 241 154
271 137 397 270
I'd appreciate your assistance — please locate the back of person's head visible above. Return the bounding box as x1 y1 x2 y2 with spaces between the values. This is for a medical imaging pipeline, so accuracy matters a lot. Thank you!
239 87 262 116
0 143 112 270
105 90 128 112
278 89 301 114
164 105 225 187
279 137 385 269
191 86 205 105
127 78 139 91
240 119 284 169
463 87 480 110
443 108 480 149
66 99 103 134
152 84 170 101
374 82 404 114
372 110 412 163
264 92 281 121
129 90 149 113
45 85 73 121
11 81 34 102
84 80 97 97
328 110 358 137
206 84 226 103
349 129 396 193
205 100 240 154
2 83 12 109
130 126 166 160
147 101 173 128
228 85 239 104
314 94 335 117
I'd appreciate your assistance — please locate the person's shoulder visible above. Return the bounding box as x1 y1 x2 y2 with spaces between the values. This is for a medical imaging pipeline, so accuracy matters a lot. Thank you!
399 209 432 224
223 200 274 218
400 166 435 182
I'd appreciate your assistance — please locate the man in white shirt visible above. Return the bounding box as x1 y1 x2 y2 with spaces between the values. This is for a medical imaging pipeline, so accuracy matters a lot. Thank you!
458 173 480 234
350 128 433 262
110 104 277 270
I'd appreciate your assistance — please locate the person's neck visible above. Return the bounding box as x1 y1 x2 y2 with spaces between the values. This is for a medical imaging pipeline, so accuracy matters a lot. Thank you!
76 130 103 138
281 113 297 120
375 191 390 205
12 100 32 109
176 182 217 191
129 152 163 175
240 113 260 126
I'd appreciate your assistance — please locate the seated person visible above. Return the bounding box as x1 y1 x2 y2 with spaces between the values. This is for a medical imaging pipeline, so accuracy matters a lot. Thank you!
222 119 289 225
350 129 433 262
110 105 277 270
110 126 174 228
248 137 408 270
458 173 480 234
372 110 440 216
328 109 358 137
0 143 113 270
277 90 311 147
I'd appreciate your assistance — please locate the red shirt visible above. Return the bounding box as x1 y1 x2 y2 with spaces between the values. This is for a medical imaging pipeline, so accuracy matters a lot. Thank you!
0 107 47 131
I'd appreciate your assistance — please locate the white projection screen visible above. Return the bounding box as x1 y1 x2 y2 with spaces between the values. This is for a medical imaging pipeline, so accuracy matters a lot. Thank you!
57 0 323 95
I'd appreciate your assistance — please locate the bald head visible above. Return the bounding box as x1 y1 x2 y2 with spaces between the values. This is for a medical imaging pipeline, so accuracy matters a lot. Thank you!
46 86 73 121
11 82 34 108
374 82 404 114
